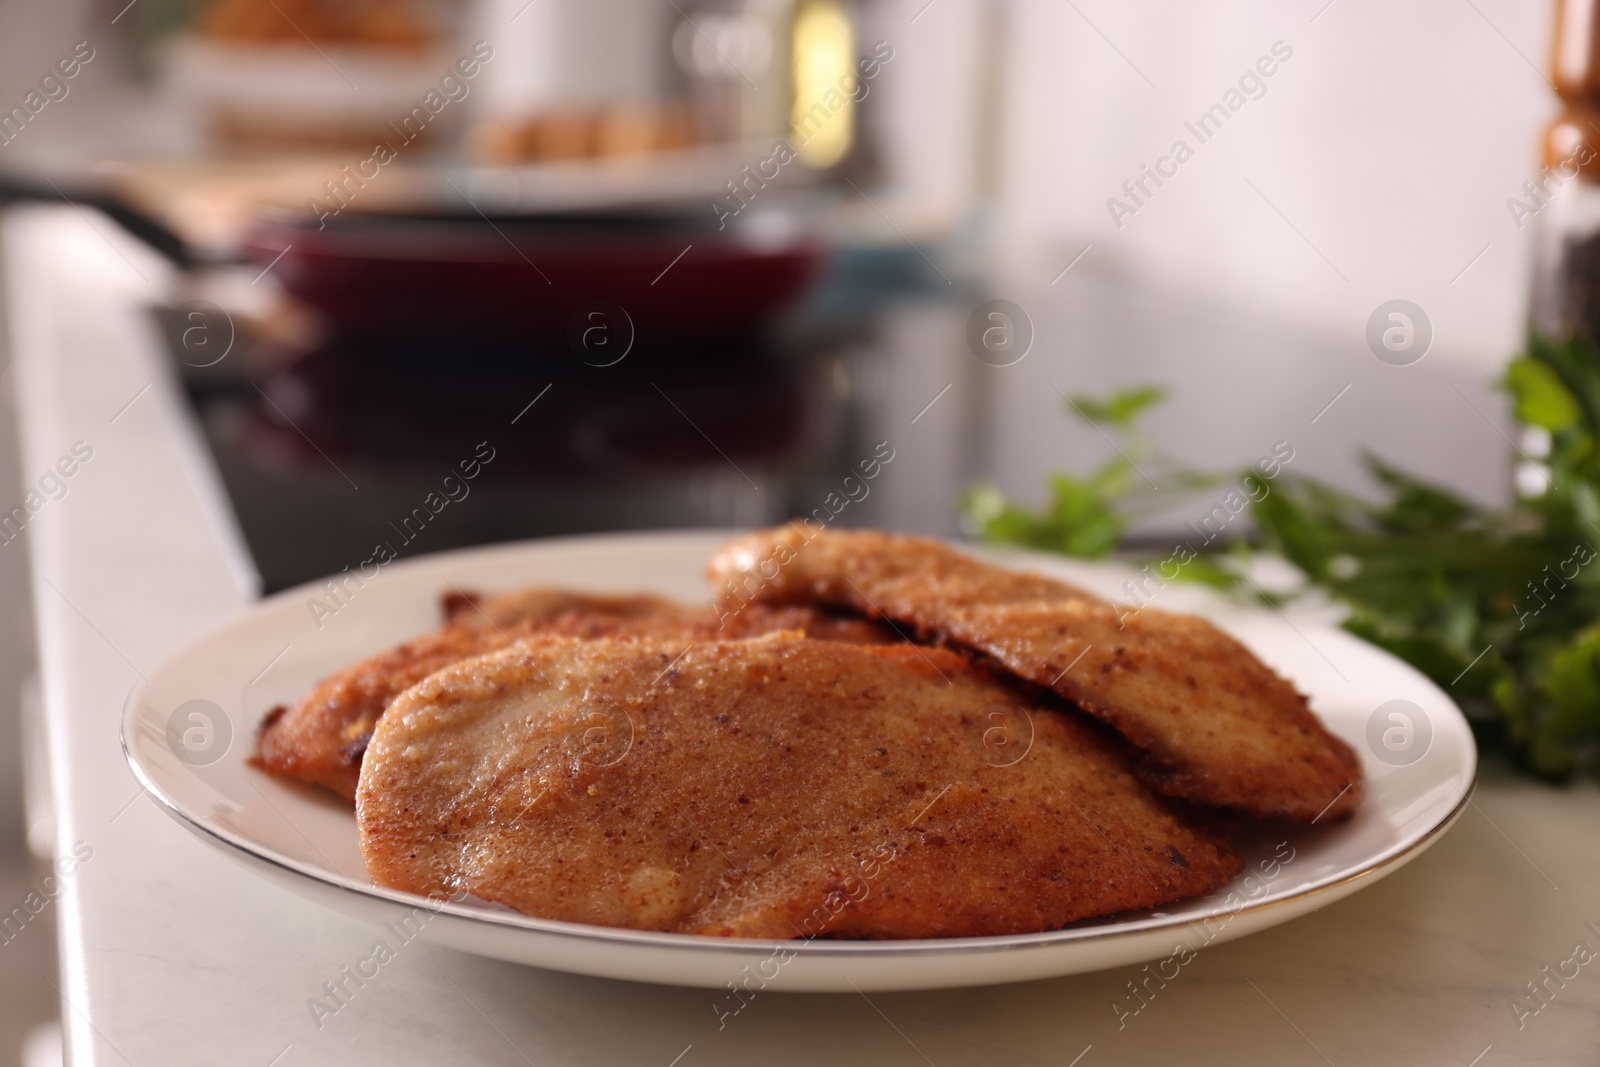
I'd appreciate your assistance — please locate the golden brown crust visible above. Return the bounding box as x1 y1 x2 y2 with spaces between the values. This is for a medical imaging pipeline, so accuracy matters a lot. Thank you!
357 635 1239 938
708 527 1362 823
251 590 896 800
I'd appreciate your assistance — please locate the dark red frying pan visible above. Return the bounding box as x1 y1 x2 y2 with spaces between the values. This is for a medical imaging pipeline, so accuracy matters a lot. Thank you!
241 209 826 340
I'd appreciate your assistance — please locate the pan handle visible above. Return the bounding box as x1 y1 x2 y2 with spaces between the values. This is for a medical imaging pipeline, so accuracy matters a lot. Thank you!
0 171 194 268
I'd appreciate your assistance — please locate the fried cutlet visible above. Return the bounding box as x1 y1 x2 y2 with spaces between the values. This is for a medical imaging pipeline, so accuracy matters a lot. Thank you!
707 527 1362 823
251 588 894 800
356 635 1240 937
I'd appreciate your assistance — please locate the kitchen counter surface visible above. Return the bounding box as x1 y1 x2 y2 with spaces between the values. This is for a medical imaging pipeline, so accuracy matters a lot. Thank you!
6 203 1598 1066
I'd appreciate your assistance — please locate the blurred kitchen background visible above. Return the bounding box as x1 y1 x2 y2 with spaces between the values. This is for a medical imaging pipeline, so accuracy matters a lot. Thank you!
0 0 1560 1061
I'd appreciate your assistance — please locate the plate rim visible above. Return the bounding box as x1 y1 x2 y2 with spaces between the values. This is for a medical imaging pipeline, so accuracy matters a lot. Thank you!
121 527 1480 959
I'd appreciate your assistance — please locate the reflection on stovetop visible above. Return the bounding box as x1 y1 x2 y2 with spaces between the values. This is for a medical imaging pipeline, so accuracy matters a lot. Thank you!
159 304 871 593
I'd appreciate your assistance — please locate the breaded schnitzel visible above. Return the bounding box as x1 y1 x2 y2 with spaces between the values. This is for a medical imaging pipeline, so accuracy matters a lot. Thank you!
357 635 1240 937
707 527 1362 823
252 588 894 800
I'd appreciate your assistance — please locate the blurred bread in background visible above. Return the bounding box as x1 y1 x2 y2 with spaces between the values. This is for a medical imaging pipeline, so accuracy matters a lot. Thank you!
198 0 436 51
466 102 699 164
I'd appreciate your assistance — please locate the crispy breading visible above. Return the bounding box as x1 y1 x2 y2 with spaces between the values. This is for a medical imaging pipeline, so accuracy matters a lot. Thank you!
357 635 1239 937
252 589 894 800
707 527 1362 822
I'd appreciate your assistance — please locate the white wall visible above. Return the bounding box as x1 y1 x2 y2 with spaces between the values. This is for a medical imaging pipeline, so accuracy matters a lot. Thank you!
872 0 1553 514
1004 0 1554 357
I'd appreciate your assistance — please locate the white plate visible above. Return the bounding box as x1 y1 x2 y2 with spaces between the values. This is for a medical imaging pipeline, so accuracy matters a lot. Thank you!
122 530 1476 992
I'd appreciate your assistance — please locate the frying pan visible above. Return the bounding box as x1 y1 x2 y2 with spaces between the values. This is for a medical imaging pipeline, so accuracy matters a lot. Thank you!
241 207 825 340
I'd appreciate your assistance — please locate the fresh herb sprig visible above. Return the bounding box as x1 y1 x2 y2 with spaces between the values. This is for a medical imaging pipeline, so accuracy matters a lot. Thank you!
963 387 1229 563
965 337 1600 779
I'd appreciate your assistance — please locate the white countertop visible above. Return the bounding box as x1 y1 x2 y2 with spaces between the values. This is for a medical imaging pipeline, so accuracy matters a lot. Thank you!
6 203 1598 1066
